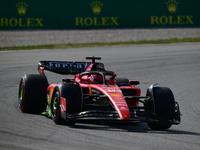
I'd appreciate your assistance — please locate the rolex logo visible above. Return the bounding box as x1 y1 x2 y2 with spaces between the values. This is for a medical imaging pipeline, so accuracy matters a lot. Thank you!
16 2 28 16
90 1 103 15
166 0 178 14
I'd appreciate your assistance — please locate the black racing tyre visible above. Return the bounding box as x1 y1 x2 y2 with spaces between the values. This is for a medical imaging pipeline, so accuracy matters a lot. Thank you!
115 78 129 86
147 87 175 130
18 74 48 113
51 83 81 125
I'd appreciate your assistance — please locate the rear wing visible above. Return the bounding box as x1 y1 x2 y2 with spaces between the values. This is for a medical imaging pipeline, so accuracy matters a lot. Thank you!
38 61 104 75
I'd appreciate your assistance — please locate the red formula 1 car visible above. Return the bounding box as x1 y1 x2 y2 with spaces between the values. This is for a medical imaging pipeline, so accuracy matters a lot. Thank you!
18 57 181 130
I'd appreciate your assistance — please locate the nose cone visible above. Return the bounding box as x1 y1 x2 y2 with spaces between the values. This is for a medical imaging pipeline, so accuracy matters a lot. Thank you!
117 106 131 120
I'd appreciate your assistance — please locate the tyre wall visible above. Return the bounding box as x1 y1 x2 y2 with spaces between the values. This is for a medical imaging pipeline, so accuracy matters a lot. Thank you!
0 0 199 29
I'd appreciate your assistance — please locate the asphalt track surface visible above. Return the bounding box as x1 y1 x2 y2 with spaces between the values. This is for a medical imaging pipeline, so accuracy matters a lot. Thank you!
0 43 200 150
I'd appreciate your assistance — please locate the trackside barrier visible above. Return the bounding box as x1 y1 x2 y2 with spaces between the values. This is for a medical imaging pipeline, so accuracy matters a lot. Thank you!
0 0 199 29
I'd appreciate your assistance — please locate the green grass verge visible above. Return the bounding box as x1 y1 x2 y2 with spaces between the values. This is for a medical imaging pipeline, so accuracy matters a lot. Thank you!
0 37 200 51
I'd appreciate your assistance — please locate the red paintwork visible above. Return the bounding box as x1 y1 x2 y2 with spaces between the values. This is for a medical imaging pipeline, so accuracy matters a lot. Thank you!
85 63 94 72
75 63 140 120
120 86 141 106
47 83 65 114
37 68 45 76
45 62 141 121
60 97 66 113
85 84 131 120
47 84 57 104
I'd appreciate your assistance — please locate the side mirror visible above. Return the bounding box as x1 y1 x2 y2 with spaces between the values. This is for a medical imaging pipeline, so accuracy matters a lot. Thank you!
129 80 140 85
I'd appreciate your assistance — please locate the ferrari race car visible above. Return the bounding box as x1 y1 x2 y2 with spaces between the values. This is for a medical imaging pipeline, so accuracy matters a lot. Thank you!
18 56 181 130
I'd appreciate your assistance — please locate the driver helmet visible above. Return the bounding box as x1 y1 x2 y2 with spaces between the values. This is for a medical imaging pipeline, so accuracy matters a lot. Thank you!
89 74 103 84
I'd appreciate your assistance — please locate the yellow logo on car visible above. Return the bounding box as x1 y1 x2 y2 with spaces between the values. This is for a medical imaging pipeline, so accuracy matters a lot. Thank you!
111 93 121 97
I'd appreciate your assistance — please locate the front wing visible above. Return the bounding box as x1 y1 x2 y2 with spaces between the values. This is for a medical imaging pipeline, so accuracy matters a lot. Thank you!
62 104 181 125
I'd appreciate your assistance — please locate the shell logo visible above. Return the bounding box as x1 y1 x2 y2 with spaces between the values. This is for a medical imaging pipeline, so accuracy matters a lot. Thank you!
111 93 122 97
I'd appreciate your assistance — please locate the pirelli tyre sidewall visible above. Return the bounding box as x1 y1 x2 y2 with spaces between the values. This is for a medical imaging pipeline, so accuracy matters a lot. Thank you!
18 74 48 113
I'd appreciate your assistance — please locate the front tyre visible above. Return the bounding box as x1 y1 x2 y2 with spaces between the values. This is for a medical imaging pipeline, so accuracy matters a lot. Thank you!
147 87 175 130
51 83 81 125
51 89 65 124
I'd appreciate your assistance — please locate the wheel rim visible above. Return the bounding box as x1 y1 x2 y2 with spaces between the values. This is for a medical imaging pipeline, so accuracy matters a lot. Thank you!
19 83 23 108
52 92 59 117
53 97 57 110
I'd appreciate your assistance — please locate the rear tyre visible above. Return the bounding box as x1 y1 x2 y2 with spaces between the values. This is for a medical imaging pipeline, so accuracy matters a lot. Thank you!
18 74 48 113
147 87 175 130
51 83 81 125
